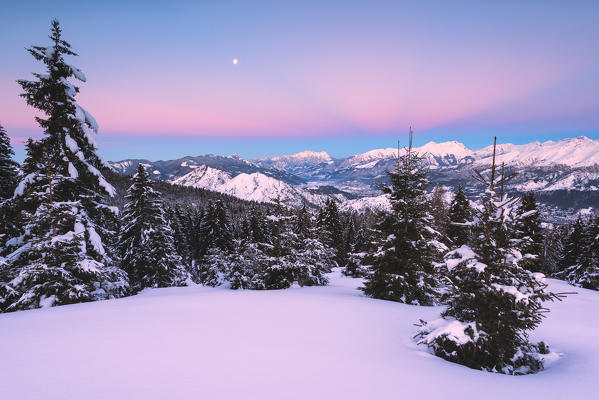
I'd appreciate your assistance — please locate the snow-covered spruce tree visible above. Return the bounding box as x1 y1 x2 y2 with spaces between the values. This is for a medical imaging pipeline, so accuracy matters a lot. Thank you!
361 133 446 305
0 125 19 200
343 214 368 277
317 198 345 266
0 20 128 311
0 124 20 253
557 215 585 274
541 224 565 275
446 185 472 248
165 205 192 266
118 165 190 294
515 191 544 272
260 197 298 289
556 215 599 290
196 200 234 286
417 138 559 375
241 203 270 245
189 207 205 262
222 205 272 290
293 209 333 287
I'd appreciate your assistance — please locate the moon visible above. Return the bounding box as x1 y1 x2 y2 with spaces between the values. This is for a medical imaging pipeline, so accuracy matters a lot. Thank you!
232 58 238 65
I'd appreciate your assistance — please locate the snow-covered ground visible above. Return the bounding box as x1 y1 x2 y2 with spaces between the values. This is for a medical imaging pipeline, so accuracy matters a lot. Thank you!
0 270 596 399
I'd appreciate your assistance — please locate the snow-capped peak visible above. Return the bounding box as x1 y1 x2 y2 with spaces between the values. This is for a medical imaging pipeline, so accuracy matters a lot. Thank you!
272 150 332 163
415 141 473 159
346 148 398 164
172 165 231 190
472 136 599 167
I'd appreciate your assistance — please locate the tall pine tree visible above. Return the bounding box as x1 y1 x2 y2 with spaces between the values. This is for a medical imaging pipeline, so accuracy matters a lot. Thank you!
317 198 345 266
361 131 446 305
0 20 128 311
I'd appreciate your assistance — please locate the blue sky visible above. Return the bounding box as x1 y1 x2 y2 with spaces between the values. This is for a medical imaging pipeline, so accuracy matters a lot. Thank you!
1 0 598 161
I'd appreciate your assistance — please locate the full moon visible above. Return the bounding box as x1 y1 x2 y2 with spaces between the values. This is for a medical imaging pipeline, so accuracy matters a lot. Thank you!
232 58 238 65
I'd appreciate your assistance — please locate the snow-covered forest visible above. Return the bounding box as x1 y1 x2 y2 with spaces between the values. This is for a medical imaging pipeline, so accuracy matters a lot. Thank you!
0 20 598 400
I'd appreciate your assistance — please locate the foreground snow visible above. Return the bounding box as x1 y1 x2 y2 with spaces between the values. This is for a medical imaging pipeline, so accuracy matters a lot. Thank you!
0 271 596 399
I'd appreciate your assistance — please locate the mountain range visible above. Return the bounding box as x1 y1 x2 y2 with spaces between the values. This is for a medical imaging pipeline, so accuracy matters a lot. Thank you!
110 136 599 219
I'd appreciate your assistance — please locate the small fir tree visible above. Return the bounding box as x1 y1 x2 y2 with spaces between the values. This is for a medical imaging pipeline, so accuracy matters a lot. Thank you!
417 138 560 375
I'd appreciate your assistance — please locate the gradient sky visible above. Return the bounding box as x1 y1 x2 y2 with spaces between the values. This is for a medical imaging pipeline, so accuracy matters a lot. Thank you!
1 0 598 161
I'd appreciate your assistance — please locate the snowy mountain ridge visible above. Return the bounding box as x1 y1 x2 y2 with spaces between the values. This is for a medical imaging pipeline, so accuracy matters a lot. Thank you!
109 136 599 215
257 136 599 170
172 166 328 207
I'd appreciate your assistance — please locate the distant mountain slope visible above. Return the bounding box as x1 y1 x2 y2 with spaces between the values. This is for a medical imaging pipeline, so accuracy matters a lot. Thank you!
110 154 304 185
109 136 599 217
171 167 329 208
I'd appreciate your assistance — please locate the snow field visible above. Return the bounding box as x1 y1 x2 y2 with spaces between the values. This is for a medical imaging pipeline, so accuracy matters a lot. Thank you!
0 270 596 399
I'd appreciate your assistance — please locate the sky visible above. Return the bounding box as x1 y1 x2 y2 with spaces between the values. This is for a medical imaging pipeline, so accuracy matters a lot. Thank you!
1 0 598 161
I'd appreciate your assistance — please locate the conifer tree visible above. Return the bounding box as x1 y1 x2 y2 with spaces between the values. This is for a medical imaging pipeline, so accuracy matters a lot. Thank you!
198 200 234 256
343 214 368 277
446 185 472 248
196 200 234 285
223 205 273 290
293 210 333 286
559 215 585 272
317 198 345 266
0 125 19 200
556 215 599 290
0 20 128 311
515 191 544 272
541 225 565 275
224 239 268 290
361 131 446 305
417 138 559 375
118 165 190 293
189 207 205 262
166 205 192 266
0 124 20 253
242 203 269 244
261 197 297 289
